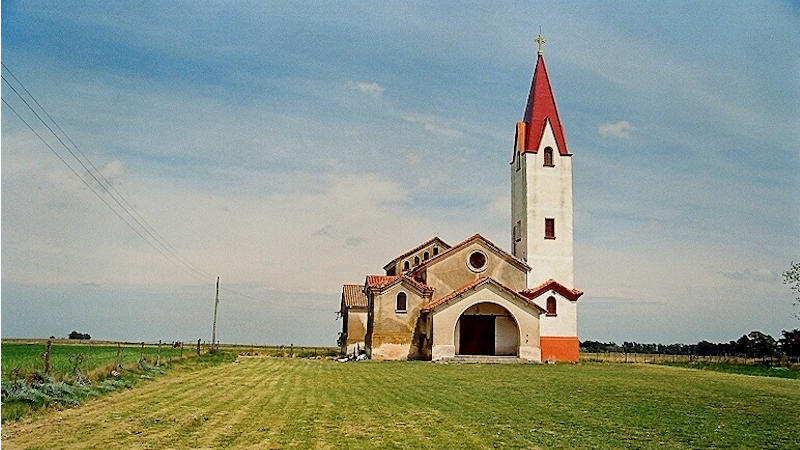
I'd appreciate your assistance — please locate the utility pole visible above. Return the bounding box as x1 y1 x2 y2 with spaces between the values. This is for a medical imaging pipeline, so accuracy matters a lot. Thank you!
211 276 220 353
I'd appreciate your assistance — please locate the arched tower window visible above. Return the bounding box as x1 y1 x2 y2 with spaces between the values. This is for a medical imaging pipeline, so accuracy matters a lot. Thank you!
546 296 557 316
403 261 410 271
543 147 554 167
423 251 430 261
433 247 439 256
396 292 407 312
414 256 420 266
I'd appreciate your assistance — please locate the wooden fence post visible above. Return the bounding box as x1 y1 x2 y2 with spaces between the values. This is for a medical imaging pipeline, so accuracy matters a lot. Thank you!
141 342 145 360
43 340 52 374
197 338 201 356
157 340 162 366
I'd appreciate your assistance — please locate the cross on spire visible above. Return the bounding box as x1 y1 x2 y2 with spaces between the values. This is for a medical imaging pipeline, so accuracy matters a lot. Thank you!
535 30 546 55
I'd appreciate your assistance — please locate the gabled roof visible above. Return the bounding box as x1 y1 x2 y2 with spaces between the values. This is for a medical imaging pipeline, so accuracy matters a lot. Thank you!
341 284 368 309
365 275 400 289
365 274 433 296
410 233 530 274
522 54 569 155
383 236 450 271
520 279 583 302
421 277 546 314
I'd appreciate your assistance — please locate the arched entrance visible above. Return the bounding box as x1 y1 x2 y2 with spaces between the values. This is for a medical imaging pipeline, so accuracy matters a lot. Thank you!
455 302 520 356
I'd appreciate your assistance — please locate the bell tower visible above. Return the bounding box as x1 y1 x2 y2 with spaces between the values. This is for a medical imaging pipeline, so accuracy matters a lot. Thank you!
511 34 580 361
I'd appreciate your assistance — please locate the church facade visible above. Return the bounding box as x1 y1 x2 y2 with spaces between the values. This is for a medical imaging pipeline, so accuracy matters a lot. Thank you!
338 36 582 362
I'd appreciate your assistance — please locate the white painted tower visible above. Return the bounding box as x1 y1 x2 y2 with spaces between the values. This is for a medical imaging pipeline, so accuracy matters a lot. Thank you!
511 34 581 361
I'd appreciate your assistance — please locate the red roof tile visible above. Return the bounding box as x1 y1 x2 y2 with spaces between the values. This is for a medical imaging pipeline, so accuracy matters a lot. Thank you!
365 275 433 296
365 275 400 288
520 279 583 302
522 54 569 155
341 284 368 309
421 277 545 314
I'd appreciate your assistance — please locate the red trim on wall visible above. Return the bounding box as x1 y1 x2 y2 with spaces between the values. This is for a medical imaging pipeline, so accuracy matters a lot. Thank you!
540 336 579 362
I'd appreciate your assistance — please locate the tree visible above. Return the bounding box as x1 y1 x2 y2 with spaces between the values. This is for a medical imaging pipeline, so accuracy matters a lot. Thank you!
783 261 800 320
779 329 800 357
746 331 778 358
68 330 91 340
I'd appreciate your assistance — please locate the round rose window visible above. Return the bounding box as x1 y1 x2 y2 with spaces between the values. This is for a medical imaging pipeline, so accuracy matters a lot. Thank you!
468 251 487 271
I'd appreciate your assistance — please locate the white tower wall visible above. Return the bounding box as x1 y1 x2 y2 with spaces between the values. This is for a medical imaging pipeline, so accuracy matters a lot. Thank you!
511 120 576 338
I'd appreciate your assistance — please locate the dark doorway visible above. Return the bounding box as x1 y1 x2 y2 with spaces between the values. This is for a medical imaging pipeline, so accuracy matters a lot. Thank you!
459 315 495 355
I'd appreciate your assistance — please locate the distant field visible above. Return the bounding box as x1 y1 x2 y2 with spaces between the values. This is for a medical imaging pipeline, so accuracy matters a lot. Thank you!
581 352 800 379
3 358 798 448
0 341 337 381
1 341 184 381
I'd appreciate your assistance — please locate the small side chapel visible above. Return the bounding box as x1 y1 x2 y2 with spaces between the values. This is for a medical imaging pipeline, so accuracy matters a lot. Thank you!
338 35 583 362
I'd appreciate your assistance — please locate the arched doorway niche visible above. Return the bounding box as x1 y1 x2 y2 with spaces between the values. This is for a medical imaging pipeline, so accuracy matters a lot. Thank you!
454 302 520 356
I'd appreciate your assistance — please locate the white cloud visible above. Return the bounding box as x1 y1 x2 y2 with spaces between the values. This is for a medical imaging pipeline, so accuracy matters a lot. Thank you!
349 81 385 97
598 121 636 138
406 153 420 165
402 115 462 138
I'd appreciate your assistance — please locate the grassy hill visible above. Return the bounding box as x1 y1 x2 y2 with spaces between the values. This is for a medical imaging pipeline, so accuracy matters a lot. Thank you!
2 357 798 448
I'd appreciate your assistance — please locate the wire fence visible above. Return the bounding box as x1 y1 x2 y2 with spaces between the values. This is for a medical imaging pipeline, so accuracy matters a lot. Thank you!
580 352 799 366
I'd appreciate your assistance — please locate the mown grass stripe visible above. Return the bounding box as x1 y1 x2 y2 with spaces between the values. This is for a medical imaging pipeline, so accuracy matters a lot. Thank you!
3 359 799 449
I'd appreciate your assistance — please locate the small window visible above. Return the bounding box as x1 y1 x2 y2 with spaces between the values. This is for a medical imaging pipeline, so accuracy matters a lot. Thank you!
543 147 554 167
414 256 420 266
468 251 487 272
396 292 407 312
433 247 439 256
423 251 429 261
403 261 410 271
514 220 521 242
515 152 521 171
546 296 557 316
545 218 555 239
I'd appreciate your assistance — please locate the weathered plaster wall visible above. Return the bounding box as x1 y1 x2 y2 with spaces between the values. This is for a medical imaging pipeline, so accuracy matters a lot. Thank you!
368 283 427 360
430 283 541 362
511 123 527 260
386 240 447 275
424 242 526 302
343 310 367 355
495 316 519 355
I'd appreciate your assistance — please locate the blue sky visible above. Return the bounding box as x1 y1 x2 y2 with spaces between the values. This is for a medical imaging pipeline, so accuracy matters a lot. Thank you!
2 1 798 345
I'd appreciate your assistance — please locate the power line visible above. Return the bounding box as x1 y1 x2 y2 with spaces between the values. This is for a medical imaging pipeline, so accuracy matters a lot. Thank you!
2 64 278 304
2 63 187 261
1 72 213 282
2 98 167 255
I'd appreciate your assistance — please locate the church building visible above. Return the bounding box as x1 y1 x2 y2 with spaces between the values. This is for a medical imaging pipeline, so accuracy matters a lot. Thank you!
338 35 583 362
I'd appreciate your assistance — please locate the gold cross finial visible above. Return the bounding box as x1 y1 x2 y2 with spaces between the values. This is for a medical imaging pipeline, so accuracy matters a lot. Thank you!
535 29 546 55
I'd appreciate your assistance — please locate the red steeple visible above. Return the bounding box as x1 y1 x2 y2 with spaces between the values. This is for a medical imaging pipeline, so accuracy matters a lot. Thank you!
521 52 569 155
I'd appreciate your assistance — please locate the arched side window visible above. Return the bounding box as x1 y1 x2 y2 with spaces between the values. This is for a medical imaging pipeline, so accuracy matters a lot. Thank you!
396 292 407 312
543 147 554 167
423 251 430 261
414 256 420 266
433 247 439 256
546 296 557 316
403 261 410 271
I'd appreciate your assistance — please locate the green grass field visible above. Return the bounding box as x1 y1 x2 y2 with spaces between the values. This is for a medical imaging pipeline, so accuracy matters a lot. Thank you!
1 341 184 381
2 357 798 448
